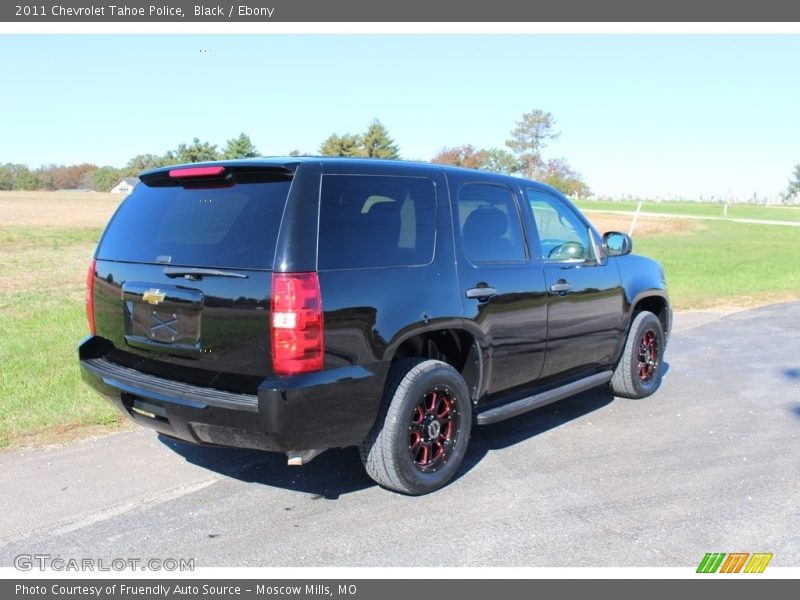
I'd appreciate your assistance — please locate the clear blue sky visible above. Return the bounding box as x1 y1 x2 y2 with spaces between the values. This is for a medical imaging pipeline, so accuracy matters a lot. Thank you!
1 34 798 199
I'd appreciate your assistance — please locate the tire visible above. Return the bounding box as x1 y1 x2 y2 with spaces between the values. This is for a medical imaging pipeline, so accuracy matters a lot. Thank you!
359 359 472 495
611 310 666 399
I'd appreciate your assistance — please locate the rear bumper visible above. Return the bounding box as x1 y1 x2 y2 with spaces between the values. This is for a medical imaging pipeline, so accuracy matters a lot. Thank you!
79 336 384 452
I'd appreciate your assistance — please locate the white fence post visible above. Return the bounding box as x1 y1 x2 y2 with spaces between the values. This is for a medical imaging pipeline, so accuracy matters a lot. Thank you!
629 200 643 236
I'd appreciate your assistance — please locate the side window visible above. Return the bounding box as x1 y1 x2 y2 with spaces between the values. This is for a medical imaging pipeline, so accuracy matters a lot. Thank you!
318 175 436 270
457 183 527 263
527 190 593 261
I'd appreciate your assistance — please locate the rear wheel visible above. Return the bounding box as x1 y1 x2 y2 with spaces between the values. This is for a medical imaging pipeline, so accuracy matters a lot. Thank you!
611 311 666 399
359 359 472 495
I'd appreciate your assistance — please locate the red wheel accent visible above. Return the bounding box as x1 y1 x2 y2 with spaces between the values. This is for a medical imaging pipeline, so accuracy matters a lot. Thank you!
441 421 453 440
417 444 429 465
435 399 451 418
432 441 444 462
407 386 460 472
637 329 659 383
425 391 439 415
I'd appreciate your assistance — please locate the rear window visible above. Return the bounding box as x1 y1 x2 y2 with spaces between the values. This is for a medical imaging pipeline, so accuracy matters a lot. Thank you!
318 175 436 270
97 180 291 269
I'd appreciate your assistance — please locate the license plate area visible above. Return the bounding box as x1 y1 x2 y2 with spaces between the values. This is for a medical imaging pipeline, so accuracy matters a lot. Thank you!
130 303 200 345
122 282 203 356
121 393 174 433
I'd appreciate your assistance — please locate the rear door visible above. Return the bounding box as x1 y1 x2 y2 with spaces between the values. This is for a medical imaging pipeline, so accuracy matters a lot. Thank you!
525 188 626 379
91 165 297 393
450 175 548 396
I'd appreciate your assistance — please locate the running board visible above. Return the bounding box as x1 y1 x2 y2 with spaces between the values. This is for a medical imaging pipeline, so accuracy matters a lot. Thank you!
475 371 613 426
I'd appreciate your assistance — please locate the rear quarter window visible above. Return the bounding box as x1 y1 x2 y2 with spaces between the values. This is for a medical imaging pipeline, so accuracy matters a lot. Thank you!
456 182 527 263
318 175 436 270
96 180 291 270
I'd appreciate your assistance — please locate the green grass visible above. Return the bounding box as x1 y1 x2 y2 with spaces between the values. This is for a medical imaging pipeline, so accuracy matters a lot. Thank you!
0 227 119 448
574 199 800 223
634 220 800 308
1 226 102 246
0 293 120 448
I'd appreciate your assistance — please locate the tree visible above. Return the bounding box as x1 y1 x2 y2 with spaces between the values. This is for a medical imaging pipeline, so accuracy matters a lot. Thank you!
481 148 519 175
41 163 97 190
0 163 31 190
0 164 12 190
506 109 560 179
92 166 123 192
222 133 259 159
431 144 487 169
319 133 362 157
541 158 591 198
167 138 220 164
320 120 401 159
785 163 800 201
125 153 168 175
431 145 519 175
16 168 41 190
504 109 590 194
360 119 400 159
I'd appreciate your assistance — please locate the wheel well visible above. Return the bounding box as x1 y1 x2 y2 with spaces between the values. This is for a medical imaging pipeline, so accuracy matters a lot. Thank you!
633 295 670 336
391 330 481 402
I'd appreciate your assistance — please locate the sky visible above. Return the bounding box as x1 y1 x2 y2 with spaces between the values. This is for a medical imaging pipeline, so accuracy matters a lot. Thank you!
0 34 798 199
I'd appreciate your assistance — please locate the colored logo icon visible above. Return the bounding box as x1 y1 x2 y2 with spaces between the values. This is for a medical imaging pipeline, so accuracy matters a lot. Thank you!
697 552 773 573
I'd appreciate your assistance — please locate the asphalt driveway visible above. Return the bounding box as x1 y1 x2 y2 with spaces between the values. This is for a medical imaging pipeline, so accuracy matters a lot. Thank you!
1 302 798 568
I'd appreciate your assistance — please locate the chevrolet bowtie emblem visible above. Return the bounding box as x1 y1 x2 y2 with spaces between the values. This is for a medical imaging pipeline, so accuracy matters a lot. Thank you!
142 289 166 305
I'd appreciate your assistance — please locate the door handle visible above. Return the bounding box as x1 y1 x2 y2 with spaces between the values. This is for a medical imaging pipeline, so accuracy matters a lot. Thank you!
465 287 497 301
549 281 572 294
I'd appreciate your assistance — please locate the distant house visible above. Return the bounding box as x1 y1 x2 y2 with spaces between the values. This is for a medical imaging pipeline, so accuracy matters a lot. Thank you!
111 177 139 195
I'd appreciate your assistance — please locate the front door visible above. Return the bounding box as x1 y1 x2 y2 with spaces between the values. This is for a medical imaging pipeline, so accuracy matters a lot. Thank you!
526 188 626 380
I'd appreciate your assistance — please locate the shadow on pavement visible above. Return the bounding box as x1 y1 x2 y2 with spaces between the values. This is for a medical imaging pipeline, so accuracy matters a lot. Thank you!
783 368 800 380
161 383 617 499
159 435 373 500
459 385 615 478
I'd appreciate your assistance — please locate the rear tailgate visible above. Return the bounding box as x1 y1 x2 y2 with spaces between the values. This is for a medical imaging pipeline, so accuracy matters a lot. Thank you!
91 166 293 393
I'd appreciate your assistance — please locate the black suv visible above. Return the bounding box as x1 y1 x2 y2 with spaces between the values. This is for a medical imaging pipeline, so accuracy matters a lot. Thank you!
79 158 670 494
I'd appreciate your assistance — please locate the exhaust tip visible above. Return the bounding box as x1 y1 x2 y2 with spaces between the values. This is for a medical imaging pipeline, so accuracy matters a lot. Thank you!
286 448 327 466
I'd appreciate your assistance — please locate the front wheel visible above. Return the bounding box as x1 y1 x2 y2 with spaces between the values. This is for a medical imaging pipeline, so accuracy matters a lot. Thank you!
611 311 666 399
359 359 472 495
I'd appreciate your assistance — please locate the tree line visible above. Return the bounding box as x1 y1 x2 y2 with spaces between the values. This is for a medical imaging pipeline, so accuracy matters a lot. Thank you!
786 163 800 202
4 110 799 200
314 113 592 197
0 132 260 192
430 109 590 197
0 113 591 195
0 110 596 196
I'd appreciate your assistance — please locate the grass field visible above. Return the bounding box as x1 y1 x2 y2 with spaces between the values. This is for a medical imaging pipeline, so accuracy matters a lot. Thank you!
0 191 798 449
0 192 125 449
636 221 800 308
575 198 800 223
586 212 800 308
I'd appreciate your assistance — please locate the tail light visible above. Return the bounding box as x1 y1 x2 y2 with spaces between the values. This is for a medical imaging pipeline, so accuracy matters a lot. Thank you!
270 272 324 376
86 258 96 335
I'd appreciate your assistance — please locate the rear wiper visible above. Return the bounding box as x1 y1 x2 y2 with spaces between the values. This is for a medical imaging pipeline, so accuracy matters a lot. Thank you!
163 267 249 280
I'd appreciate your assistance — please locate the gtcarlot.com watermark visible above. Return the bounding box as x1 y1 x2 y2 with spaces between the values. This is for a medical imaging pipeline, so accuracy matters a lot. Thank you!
14 554 195 572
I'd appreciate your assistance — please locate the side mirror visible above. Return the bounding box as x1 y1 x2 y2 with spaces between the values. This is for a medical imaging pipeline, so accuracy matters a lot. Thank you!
602 231 633 257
